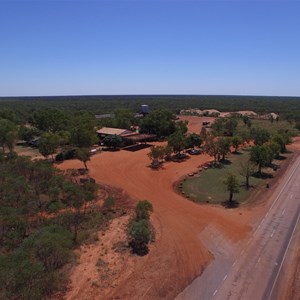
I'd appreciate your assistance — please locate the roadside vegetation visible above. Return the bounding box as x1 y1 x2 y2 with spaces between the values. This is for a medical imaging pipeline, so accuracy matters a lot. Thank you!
181 149 261 204
0 154 124 299
181 115 295 206
128 200 154 256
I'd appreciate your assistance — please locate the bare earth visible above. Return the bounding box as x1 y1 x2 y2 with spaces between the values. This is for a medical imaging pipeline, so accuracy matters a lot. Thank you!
59 149 253 299
57 119 300 300
177 115 215 133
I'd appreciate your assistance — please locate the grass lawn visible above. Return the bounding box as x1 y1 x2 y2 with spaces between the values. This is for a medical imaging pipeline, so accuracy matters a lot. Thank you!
236 119 298 136
14 145 42 159
181 149 267 204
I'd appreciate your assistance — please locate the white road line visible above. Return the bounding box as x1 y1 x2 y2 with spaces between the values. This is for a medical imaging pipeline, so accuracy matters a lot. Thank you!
213 289 218 296
267 209 300 300
270 229 276 238
297 183 299 186
223 274 228 281
266 156 300 213
254 223 261 235
233 261 236 266
257 257 261 263
282 209 285 216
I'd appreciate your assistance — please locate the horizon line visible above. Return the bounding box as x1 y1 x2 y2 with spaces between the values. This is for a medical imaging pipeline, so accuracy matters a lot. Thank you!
1 93 300 99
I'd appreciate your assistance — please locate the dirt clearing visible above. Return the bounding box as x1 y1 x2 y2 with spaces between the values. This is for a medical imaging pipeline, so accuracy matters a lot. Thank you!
59 144 253 299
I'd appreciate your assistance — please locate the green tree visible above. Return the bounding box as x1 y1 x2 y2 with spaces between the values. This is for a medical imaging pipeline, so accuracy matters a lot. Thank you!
200 126 207 142
205 135 219 163
114 108 135 129
272 134 287 153
218 137 231 161
242 115 249 125
140 110 176 138
224 118 238 136
231 136 243 153
250 145 274 174
18 125 39 143
176 120 188 134
70 126 98 148
268 141 281 159
148 146 165 162
212 118 225 136
250 128 270 145
0 118 17 153
164 145 173 161
38 132 59 160
224 174 240 203
128 220 151 256
75 148 90 170
135 200 153 221
102 134 122 149
239 159 256 189
62 182 85 244
185 133 202 149
22 225 73 272
32 109 69 132
167 130 187 154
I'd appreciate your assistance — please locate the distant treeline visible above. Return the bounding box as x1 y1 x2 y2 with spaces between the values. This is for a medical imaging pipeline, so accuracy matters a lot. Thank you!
1 95 300 122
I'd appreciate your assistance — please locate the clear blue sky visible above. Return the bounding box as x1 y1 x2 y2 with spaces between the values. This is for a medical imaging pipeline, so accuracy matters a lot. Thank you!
1 0 300 97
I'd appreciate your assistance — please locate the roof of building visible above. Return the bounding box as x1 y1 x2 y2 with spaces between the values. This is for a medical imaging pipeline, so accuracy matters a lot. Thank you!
95 114 114 119
123 133 157 141
96 127 134 136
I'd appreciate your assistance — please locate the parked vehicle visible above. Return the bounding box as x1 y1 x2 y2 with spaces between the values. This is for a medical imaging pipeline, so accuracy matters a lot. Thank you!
187 149 201 155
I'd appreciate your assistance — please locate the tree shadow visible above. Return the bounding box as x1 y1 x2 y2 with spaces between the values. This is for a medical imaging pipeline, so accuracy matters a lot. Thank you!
102 147 120 152
222 200 240 208
275 155 287 161
232 151 243 155
171 154 190 162
252 172 273 179
239 184 255 190
220 159 232 165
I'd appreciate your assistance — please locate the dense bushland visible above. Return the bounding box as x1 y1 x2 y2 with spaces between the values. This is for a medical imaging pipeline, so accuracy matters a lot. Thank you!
0 155 113 299
1 95 300 123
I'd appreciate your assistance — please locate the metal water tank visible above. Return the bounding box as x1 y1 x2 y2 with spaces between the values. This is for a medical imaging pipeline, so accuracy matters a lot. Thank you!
141 105 149 114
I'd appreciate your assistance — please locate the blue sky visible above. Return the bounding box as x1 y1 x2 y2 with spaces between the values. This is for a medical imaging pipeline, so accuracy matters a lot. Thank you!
0 0 300 96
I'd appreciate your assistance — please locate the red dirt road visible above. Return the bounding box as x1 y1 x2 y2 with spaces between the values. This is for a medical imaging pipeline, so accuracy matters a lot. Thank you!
59 145 252 300
177 115 215 134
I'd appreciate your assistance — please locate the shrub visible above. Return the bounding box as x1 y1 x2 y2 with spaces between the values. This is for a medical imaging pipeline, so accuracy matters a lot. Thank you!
128 220 151 256
135 200 153 221
102 196 116 210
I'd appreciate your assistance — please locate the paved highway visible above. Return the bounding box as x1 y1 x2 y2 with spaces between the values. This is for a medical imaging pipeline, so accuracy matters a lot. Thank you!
177 154 300 300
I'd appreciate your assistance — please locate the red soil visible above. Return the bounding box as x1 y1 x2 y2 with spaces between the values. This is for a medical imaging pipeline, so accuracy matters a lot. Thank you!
59 142 252 299
177 115 215 134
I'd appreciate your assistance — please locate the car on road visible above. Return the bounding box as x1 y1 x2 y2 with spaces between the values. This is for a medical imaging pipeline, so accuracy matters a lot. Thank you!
187 149 201 155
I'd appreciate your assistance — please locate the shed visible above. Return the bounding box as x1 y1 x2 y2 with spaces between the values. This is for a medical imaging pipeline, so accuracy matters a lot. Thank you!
96 127 134 137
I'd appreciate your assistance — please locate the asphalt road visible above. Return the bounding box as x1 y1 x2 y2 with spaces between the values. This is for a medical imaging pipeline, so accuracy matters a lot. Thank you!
177 154 300 300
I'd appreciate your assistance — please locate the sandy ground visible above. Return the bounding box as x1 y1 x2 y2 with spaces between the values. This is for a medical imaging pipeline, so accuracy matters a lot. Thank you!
64 215 133 300
177 115 215 134
59 147 253 299
57 125 300 300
